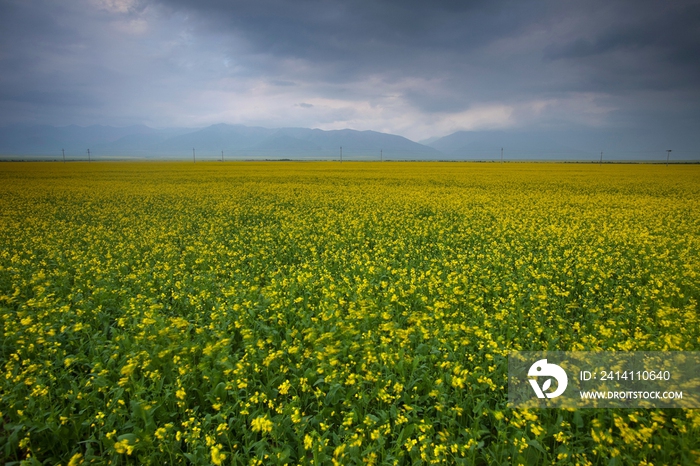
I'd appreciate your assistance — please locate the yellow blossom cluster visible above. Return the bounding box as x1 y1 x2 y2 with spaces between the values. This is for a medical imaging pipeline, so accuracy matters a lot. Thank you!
0 161 698 464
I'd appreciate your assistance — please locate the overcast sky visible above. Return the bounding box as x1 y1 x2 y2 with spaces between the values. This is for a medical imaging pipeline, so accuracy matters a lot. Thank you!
1 0 698 141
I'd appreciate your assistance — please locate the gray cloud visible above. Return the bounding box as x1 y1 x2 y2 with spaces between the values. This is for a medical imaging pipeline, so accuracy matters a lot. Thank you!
158 0 533 80
543 2 700 93
545 3 700 62
0 0 698 145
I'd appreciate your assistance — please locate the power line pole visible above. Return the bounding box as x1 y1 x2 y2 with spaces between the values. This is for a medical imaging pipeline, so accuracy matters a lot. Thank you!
221 150 224 162
87 149 91 162
380 149 383 162
340 146 342 163
62 148 65 163
666 150 671 166
193 148 196 163
501 147 503 163
600 151 603 165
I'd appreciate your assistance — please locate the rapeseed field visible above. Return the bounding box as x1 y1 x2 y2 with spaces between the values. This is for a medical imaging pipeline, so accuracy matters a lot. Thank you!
0 161 698 465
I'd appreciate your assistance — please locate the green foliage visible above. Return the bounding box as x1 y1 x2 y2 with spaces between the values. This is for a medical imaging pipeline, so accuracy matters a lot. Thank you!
0 162 699 465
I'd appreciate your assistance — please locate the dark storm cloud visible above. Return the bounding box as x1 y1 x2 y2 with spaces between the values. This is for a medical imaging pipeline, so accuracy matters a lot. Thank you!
0 0 698 144
157 0 530 77
153 0 700 114
0 1 105 119
545 3 700 62
544 2 700 91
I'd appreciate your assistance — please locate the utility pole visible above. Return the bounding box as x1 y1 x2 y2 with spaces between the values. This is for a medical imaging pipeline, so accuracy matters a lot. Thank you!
600 151 603 165
193 148 196 163
380 149 383 162
500 147 503 163
340 146 342 163
666 150 671 166
87 149 91 162
221 150 224 162
62 148 65 163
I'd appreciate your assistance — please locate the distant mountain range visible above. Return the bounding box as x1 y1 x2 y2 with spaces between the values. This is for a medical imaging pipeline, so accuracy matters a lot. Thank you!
0 124 440 160
0 123 697 161
423 130 588 159
423 129 699 161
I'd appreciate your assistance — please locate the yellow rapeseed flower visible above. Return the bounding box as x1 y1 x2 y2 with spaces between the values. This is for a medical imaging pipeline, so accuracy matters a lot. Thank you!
250 415 273 434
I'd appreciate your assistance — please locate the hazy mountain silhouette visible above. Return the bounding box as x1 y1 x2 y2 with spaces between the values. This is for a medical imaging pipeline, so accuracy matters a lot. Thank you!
0 123 440 159
425 128 698 161
425 130 587 159
1 124 696 161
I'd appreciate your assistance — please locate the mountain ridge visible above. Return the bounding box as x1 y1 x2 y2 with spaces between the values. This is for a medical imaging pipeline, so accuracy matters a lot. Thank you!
1 124 697 161
0 123 440 159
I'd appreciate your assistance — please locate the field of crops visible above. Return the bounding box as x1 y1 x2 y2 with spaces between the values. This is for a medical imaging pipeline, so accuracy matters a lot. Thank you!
1 161 699 465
